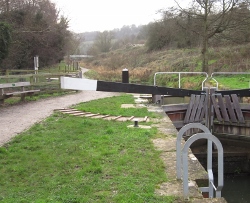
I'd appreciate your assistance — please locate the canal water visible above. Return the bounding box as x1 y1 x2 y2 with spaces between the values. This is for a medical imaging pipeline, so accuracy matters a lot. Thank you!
222 175 250 203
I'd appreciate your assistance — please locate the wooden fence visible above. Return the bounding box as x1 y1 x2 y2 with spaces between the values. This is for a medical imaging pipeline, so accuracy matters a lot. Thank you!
0 72 79 94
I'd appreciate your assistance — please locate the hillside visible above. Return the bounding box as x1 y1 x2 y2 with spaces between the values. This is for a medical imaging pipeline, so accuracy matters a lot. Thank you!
81 43 250 89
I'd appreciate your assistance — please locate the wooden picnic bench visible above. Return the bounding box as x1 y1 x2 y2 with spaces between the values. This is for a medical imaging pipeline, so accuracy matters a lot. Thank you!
0 82 40 104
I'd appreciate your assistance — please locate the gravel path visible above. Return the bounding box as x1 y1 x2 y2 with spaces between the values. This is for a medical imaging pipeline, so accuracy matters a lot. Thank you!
0 68 119 146
0 91 119 146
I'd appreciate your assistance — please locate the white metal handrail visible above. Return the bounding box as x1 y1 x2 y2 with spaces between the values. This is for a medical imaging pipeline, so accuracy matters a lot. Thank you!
182 132 224 199
176 123 224 199
153 72 208 90
153 71 250 91
176 123 211 180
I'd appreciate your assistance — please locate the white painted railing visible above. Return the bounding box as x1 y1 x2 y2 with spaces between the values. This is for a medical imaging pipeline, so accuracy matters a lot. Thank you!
153 72 208 90
176 123 224 199
154 71 250 91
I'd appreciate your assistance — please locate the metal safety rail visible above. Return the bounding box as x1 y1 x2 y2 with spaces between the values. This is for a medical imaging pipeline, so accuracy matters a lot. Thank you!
154 72 208 90
153 71 249 92
176 123 224 199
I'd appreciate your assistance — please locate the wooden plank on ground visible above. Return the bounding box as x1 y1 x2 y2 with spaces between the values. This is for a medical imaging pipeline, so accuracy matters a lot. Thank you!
231 94 245 123
84 113 100 117
128 116 134 121
72 112 89 116
113 115 122 120
101 115 110 118
63 111 82 114
57 109 75 112
224 95 237 123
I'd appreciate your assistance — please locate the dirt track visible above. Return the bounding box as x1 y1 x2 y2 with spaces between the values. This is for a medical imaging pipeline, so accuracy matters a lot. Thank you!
0 90 119 146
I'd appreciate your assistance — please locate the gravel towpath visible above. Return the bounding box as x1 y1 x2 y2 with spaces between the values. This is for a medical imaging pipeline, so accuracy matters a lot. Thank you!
0 69 119 146
0 91 119 146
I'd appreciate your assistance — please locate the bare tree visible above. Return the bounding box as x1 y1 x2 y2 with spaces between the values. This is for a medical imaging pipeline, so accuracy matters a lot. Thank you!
173 0 250 73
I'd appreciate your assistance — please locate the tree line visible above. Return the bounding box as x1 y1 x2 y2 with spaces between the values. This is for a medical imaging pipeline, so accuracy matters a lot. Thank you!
2 0 249 73
147 0 250 72
89 0 250 73
85 25 146 55
0 0 76 70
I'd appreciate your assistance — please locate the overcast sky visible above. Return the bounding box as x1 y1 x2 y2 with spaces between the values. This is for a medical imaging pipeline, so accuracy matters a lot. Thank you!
51 0 187 33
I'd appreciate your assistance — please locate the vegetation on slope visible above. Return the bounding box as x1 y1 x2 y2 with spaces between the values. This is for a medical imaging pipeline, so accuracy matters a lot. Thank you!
81 44 250 90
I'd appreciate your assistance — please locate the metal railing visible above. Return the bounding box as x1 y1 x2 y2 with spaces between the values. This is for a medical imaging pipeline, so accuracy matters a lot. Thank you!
176 123 224 199
154 71 250 91
153 72 208 90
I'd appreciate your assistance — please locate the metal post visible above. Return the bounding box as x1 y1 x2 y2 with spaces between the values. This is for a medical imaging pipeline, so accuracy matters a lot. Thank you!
154 72 208 88
182 133 223 199
176 123 210 180
134 119 139 127
179 73 181 88
34 55 39 83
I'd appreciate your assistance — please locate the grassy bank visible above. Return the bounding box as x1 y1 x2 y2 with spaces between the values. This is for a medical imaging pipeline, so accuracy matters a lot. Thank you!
0 94 175 202
73 94 159 118
211 75 250 90
81 44 250 90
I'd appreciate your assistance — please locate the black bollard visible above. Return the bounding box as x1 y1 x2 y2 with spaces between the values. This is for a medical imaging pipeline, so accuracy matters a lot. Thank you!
134 119 139 127
122 68 129 83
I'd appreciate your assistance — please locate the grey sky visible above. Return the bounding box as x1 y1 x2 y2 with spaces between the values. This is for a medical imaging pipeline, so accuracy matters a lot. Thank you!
52 0 187 33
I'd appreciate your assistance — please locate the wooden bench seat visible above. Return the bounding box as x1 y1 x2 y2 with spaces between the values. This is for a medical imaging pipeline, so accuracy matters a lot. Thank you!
0 82 40 104
5 90 40 96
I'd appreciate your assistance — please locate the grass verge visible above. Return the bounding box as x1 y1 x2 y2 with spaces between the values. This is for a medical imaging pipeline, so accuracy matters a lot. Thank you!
0 95 174 202
211 75 250 89
73 94 160 118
